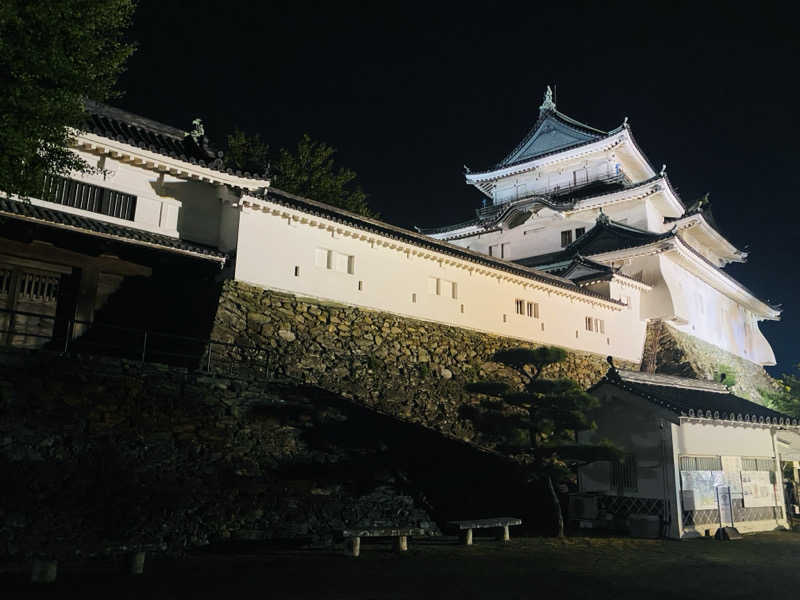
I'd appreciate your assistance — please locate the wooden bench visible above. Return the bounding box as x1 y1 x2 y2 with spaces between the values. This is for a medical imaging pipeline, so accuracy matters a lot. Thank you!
341 527 433 557
447 517 522 545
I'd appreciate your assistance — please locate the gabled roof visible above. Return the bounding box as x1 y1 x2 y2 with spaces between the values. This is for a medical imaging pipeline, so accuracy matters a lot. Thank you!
595 368 798 427
0 197 227 262
515 214 675 270
82 101 267 182
560 255 615 283
498 104 609 169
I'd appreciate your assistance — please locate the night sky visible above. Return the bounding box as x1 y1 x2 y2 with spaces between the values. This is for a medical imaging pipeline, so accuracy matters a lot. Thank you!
117 2 799 375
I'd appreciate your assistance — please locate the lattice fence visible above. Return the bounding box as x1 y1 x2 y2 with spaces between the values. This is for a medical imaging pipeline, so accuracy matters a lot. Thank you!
598 495 665 518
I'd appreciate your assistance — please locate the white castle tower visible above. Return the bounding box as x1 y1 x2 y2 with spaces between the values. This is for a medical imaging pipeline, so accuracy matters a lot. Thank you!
420 87 779 367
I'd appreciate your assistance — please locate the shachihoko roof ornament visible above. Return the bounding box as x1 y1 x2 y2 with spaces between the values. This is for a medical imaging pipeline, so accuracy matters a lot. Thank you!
539 86 556 112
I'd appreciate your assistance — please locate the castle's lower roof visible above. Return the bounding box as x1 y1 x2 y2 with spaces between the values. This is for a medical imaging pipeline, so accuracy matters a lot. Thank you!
0 197 227 262
596 368 797 426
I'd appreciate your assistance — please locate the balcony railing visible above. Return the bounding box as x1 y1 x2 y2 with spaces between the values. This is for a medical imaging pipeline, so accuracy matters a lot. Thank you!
479 173 632 221
42 174 137 221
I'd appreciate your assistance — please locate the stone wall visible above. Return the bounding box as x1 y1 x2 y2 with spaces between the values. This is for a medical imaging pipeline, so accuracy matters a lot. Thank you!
645 320 779 403
0 352 437 560
210 281 638 441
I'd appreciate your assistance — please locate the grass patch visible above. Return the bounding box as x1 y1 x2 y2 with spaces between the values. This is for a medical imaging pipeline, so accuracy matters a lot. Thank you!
3 531 799 598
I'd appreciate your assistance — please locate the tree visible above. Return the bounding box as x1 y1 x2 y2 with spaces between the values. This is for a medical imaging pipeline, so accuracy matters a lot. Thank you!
0 0 136 198
224 129 270 177
465 347 620 537
762 364 800 418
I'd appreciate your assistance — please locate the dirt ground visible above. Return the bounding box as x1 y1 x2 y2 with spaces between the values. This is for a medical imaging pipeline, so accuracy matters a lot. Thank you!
3 530 800 599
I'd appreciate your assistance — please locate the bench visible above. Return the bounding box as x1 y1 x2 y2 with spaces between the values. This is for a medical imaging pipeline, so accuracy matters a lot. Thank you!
447 517 522 545
341 527 433 557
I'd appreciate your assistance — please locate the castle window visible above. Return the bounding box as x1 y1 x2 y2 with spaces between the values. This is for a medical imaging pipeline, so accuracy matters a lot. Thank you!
515 299 525 315
294 266 300 277
315 249 355 274
561 230 573 247
428 277 457 299
527 301 539 318
610 455 638 491
575 227 585 238
42 173 137 221
586 316 604 334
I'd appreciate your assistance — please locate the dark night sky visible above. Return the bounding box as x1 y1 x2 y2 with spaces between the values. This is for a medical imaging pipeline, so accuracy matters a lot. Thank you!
117 2 799 375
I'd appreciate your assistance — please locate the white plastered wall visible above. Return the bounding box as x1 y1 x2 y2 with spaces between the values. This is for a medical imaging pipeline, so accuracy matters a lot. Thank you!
233 203 647 363
659 254 774 365
30 148 230 248
673 420 788 535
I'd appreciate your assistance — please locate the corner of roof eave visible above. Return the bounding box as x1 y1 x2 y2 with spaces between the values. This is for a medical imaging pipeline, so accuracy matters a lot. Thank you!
615 128 657 181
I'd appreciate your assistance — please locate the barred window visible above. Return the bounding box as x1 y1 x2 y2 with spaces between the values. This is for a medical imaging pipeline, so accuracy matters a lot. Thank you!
42 174 136 221
610 455 637 491
515 299 525 315
680 456 722 471
742 457 775 472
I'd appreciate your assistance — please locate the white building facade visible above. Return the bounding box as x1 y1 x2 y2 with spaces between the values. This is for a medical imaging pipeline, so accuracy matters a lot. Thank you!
1 101 654 364
422 88 779 367
577 369 799 538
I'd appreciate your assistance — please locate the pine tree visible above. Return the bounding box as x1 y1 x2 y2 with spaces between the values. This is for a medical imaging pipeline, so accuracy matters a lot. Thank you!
465 347 620 537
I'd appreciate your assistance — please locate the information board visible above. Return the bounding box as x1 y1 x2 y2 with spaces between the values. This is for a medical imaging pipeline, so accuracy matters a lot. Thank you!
741 471 776 508
681 471 726 510
721 456 743 498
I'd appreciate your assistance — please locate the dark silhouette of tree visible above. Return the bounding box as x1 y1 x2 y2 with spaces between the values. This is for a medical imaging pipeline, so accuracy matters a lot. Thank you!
763 363 800 418
465 347 620 537
0 0 136 197
224 129 270 177
224 131 376 218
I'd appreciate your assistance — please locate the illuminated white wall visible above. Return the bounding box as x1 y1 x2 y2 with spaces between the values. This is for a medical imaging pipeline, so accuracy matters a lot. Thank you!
232 199 647 363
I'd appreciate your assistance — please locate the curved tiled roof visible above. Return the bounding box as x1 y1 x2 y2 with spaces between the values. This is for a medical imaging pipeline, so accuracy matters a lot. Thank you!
0 197 227 262
597 368 798 427
82 101 268 181
515 215 675 270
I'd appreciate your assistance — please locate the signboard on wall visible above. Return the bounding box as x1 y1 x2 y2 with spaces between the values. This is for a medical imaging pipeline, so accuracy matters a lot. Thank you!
721 456 743 499
741 471 776 508
681 471 726 510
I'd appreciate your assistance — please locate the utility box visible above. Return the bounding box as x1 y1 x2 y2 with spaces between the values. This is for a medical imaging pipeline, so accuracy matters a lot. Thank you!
628 514 661 538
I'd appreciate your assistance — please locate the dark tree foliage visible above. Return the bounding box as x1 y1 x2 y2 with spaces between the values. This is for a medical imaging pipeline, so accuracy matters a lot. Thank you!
465 347 621 537
0 0 136 198
224 129 270 177
273 134 376 218
763 364 800 418
224 131 376 218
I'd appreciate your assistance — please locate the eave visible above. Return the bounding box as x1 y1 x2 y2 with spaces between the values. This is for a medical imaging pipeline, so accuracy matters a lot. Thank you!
670 212 747 264
587 237 779 319
72 131 269 191
465 125 657 199
568 175 684 217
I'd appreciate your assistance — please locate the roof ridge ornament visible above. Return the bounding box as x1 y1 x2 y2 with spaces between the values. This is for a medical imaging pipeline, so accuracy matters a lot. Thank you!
660 164 667 177
596 208 610 225
539 86 556 112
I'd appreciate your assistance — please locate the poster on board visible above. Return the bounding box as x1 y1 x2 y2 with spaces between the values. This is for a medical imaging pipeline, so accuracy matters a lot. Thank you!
681 471 726 510
721 456 743 498
741 471 776 507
